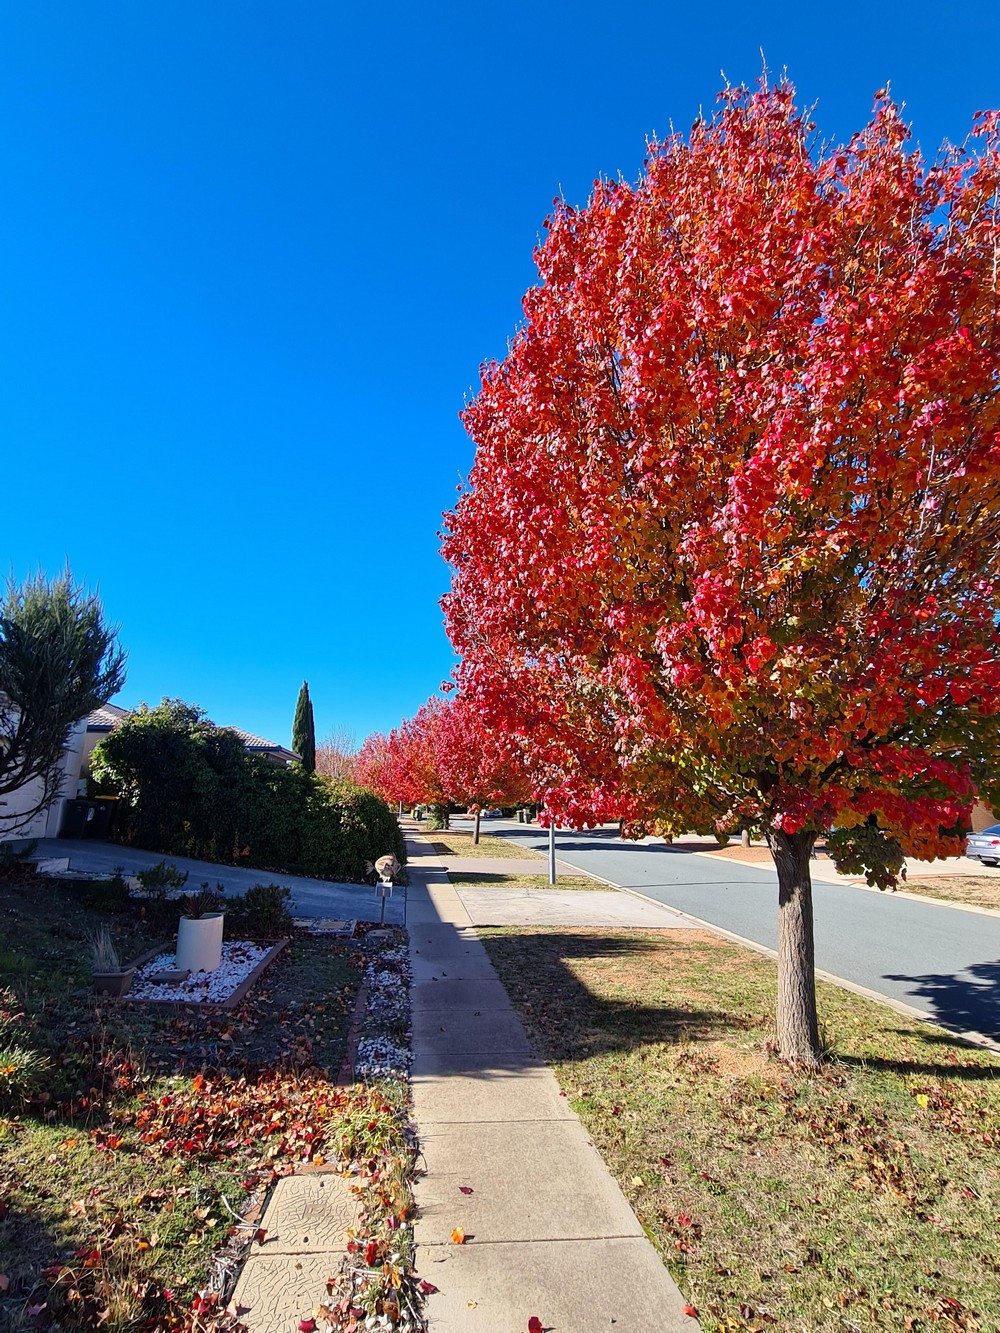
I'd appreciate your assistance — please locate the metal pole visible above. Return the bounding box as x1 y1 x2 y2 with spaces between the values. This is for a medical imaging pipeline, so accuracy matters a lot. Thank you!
548 820 556 885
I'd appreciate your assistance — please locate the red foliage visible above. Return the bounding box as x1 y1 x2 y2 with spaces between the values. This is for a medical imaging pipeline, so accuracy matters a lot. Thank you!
441 79 1000 856
434 695 532 811
358 695 531 811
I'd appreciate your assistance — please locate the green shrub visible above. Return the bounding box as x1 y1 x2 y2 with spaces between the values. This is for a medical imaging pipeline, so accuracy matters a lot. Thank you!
92 699 406 882
133 860 188 900
82 868 132 913
225 883 294 939
0 840 37 881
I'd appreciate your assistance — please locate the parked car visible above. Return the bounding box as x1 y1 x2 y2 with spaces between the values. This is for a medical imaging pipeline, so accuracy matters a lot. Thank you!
966 823 1000 866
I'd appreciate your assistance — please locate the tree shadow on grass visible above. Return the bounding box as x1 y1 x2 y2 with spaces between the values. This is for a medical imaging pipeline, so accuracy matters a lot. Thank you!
883 959 1000 1043
836 1022 1000 1081
479 929 734 1062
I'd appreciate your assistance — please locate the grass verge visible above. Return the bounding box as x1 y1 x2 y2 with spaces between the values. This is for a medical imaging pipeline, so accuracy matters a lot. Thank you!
429 832 535 860
479 925 1000 1333
0 869 421 1332
448 872 605 891
900 876 1000 913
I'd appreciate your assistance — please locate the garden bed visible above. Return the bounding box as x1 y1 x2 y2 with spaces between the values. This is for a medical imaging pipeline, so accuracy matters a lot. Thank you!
0 868 424 1332
129 939 289 1008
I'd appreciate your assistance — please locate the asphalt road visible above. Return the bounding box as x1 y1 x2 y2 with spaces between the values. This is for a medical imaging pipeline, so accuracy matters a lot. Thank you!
31 837 405 925
483 820 1000 1043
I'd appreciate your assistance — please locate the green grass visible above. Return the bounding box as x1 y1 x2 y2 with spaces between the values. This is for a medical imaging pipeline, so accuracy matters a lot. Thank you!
479 926 1000 1333
449 871 606 891
0 868 391 1331
429 831 536 860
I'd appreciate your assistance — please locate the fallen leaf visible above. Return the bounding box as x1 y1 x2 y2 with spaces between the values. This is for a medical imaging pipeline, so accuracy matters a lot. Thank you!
631 1175 645 1189
451 1228 466 1244
467 1300 477 1308
459 1186 474 1195
683 1304 698 1319
528 1319 544 1333
418 1280 439 1295
298 1321 316 1332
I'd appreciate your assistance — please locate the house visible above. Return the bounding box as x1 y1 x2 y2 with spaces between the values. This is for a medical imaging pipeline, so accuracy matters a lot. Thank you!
227 728 300 766
0 704 300 845
0 713 89 842
80 702 132 780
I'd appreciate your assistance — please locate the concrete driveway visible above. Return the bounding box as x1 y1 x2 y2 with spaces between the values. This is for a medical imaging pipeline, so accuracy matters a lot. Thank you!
31 837 405 925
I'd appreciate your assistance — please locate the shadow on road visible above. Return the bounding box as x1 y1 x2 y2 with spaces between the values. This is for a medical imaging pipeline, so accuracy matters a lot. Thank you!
883 959 1000 1041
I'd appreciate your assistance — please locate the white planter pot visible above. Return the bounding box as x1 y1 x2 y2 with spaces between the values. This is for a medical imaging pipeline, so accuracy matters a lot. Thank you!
175 913 224 972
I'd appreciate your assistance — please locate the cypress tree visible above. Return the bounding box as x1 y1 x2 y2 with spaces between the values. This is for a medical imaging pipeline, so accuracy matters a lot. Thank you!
292 681 316 773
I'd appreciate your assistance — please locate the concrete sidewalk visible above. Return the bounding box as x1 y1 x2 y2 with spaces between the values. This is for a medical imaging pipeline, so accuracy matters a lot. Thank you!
406 832 692 1332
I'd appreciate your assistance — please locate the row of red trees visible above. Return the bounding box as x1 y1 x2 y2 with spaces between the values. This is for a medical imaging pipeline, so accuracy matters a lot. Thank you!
355 695 531 839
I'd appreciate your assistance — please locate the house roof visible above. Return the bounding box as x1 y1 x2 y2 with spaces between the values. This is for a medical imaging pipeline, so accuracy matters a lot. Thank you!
86 707 299 763
226 728 300 763
87 702 131 731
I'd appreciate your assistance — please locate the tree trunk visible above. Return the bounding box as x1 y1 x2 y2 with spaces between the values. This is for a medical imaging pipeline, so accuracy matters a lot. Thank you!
768 828 822 1066
473 810 481 845
741 827 751 848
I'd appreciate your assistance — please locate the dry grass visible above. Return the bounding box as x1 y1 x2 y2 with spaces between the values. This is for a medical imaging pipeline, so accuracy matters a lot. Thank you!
901 875 1000 912
0 869 388 1331
480 925 1000 1333
429 831 537 860
448 871 606 892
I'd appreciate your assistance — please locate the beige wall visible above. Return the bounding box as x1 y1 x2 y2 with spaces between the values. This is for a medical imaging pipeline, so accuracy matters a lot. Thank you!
0 718 88 841
971 801 998 833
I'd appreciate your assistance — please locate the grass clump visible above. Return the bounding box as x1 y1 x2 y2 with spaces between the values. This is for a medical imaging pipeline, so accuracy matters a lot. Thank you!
480 925 1000 1333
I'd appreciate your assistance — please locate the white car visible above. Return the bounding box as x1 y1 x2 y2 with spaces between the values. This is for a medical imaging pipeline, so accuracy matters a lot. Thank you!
966 823 1000 866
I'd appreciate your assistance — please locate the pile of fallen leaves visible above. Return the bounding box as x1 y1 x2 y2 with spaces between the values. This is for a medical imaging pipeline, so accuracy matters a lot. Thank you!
0 878 426 1333
17 1073 420 1332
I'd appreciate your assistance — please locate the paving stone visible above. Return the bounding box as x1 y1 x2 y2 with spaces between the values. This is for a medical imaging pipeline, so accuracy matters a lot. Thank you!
411 1062 576 1123
410 1006 534 1057
415 1119 644 1243
254 1174 359 1253
231 1252 341 1330
416 1237 694 1332
410 976 513 1014
454 885 694 927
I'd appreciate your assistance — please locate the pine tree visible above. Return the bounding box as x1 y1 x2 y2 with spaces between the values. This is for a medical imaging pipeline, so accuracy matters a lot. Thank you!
292 681 316 773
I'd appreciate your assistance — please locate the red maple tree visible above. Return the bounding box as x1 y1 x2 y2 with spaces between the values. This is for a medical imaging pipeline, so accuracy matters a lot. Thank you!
434 694 532 841
442 81 1000 1064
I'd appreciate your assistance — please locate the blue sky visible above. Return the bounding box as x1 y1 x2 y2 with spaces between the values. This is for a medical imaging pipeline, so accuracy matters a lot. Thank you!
4 2 997 749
